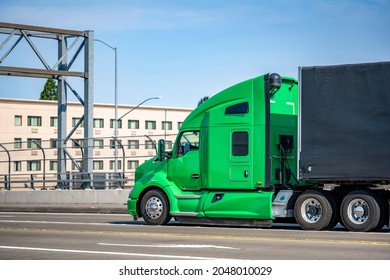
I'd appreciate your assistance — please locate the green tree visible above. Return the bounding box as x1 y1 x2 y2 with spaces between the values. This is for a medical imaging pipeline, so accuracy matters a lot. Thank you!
39 78 58 100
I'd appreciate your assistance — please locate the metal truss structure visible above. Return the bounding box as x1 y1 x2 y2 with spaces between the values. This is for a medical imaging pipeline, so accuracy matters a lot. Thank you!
0 22 94 188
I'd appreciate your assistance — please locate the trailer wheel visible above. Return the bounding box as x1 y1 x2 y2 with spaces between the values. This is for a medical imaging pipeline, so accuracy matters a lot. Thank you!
294 190 336 231
340 190 384 232
325 193 339 230
140 189 171 225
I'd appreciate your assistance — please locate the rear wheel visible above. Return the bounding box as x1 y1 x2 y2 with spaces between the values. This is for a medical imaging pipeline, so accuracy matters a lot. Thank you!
325 193 339 230
140 189 171 225
340 190 384 232
294 190 336 231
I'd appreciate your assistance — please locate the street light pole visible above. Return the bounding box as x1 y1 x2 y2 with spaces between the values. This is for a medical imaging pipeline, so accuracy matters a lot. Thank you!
118 96 162 121
117 96 161 178
94 39 119 173
114 45 118 173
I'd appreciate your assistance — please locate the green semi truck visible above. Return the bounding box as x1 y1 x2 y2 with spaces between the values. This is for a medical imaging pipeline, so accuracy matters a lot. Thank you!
127 61 390 232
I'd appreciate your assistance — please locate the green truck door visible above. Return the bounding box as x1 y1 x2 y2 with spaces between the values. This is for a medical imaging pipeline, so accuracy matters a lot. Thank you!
168 131 202 191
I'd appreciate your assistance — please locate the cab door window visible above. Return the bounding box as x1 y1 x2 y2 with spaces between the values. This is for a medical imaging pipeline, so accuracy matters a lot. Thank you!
177 131 200 156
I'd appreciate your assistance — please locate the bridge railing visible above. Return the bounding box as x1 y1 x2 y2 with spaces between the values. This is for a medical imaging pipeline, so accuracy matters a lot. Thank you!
0 133 176 191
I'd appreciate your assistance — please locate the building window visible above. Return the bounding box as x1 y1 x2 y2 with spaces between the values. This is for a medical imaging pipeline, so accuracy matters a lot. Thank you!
162 121 172 130
110 119 122 129
128 140 139 149
93 139 104 149
128 120 139 129
110 139 122 149
50 117 58 127
93 160 104 170
50 139 57 148
14 115 22 126
27 160 41 171
72 161 83 171
145 120 156 130
27 138 41 149
50 161 58 171
127 160 139 170
178 122 183 130
145 140 155 150
93 118 104 128
165 140 173 150
13 161 22 172
72 139 84 148
72 117 84 127
14 138 22 149
74 139 83 148
27 116 42 126
232 132 249 156
109 160 122 170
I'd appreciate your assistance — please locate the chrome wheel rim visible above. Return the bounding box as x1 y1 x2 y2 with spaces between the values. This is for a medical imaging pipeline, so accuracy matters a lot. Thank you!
301 198 322 223
347 198 370 224
145 196 163 219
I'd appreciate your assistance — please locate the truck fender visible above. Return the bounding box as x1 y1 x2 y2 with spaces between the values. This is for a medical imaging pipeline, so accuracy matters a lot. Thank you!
131 175 184 217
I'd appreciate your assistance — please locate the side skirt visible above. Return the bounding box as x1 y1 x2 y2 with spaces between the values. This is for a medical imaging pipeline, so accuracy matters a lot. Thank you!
174 216 273 228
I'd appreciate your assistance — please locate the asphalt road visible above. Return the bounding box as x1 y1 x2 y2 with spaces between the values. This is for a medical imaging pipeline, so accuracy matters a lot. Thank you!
0 212 389 260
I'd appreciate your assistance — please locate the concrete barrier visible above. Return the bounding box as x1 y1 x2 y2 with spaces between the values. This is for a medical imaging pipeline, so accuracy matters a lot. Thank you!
0 189 130 205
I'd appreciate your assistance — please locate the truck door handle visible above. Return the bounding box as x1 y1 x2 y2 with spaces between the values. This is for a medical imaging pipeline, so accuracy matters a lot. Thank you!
244 170 249 177
191 174 200 179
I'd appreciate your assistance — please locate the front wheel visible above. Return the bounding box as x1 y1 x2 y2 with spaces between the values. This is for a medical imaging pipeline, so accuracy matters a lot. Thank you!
140 189 171 225
294 190 336 231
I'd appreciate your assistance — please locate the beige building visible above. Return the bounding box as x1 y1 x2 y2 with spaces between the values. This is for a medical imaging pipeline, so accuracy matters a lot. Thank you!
0 98 192 190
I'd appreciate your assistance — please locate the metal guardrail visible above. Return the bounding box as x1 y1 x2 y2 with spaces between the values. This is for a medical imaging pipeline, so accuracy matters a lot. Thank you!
1 172 132 191
0 134 176 191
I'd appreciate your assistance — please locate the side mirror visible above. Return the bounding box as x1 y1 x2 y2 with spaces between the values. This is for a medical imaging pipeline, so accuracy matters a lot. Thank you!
157 139 166 161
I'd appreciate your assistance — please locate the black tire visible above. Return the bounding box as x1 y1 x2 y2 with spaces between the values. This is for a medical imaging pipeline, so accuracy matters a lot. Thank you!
294 190 336 231
325 193 340 230
373 196 387 231
340 190 383 232
140 189 171 225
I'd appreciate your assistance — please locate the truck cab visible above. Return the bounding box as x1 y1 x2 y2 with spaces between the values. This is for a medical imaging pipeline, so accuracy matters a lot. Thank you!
127 73 298 226
128 62 390 232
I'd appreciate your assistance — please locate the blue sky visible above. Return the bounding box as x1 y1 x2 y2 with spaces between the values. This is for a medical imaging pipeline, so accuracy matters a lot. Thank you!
0 0 389 108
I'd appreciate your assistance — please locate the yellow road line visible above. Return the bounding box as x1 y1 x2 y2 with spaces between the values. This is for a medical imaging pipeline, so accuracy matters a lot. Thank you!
1 226 389 247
